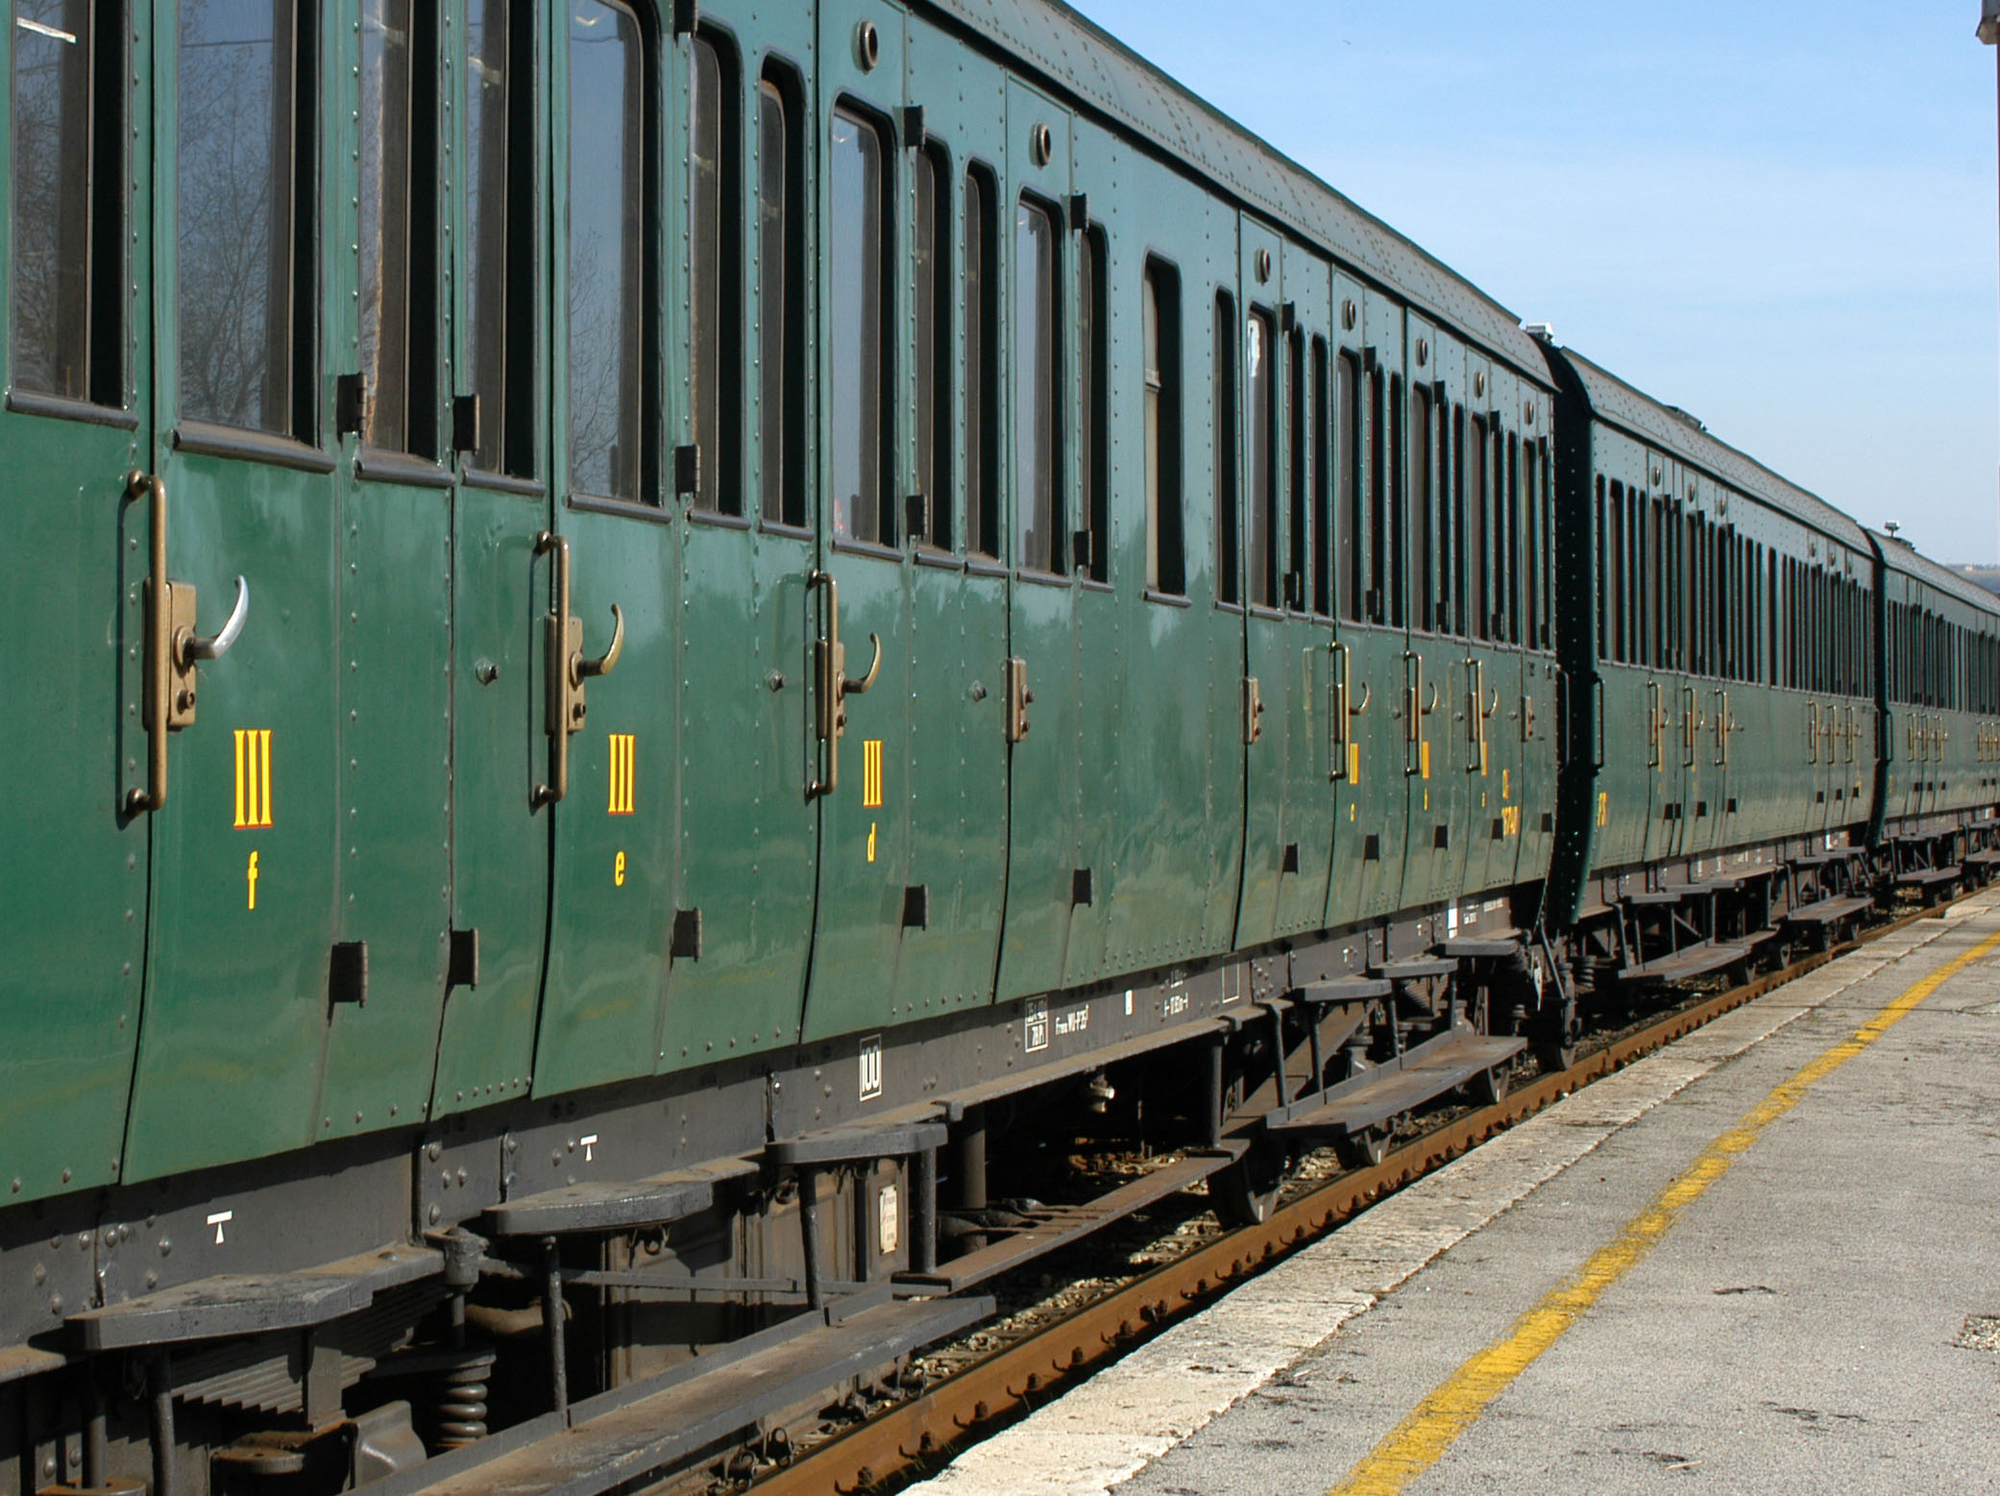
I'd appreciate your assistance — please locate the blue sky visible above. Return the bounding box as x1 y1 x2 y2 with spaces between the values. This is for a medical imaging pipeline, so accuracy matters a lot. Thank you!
1064 0 2000 563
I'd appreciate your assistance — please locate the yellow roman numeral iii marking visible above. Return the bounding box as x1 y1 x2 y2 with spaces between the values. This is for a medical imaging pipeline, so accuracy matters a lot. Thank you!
862 739 884 808
233 730 273 828
608 734 636 815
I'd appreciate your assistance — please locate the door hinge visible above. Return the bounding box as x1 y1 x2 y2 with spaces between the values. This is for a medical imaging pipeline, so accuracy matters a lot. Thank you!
672 908 703 961
329 941 369 1007
674 443 702 498
448 928 480 990
452 394 481 455
336 374 370 438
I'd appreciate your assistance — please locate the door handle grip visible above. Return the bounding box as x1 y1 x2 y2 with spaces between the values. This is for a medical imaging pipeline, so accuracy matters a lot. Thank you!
848 632 883 696
181 576 249 663
577 604 624 680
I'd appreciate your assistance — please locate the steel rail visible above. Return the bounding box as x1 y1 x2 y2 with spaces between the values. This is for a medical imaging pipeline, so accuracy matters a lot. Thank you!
746 898 1961 1496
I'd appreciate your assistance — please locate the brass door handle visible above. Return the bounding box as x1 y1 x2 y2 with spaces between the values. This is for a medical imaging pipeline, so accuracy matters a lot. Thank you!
125 471 249 814
182 576 249 663
807 569 884 796
534 532 623 807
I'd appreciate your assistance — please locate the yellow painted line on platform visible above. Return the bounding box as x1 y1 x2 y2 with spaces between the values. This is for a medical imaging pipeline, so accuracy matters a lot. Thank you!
1326 920 2000 1496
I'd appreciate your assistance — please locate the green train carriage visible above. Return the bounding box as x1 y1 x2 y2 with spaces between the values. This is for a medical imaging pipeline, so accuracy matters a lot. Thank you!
1 0 1990 1488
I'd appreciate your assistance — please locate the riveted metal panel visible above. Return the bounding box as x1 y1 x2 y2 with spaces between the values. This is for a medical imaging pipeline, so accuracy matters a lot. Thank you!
660 0 821 1073
0 0 155 1204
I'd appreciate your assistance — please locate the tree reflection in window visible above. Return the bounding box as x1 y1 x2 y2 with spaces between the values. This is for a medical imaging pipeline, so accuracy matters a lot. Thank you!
567 0 643 500
177 0 300 433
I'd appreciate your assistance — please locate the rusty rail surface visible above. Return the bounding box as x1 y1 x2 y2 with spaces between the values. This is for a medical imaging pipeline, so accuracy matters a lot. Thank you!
749 901 1955 1496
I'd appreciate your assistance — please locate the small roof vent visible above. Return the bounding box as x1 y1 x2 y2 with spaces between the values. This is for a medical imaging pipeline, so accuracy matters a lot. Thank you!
1664 405 1707 432
1522 321 1557 344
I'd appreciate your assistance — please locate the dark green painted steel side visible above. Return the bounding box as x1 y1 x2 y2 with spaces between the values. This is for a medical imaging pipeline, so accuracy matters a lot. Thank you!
317 0 456 1138
121 12 346 1178
662 0 821 1068
892 13 1009 1020
1096 173 1241 976
0 3 153 1204
800 0 917 1044
532 6 682 1095
432 0 556 1117
1324 274 1400 933
1058 113 1123 991
1236 225 1337 950
993 73 1081 1004
434 487 550 1114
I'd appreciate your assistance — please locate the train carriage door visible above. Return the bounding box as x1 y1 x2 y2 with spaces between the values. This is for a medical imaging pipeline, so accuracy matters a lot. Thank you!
0 0 156 1201
1400 315 1468 912
1235 225 1335 948
1640 462 1686 867
320 0 493 1132
799 1 920 1040
122 0 352 1178
880 16 1010 1023
1513 393 1558 893
529 0 682 1096
1324 285 1411 927
992 77 1084 1004
1056 115 1122 986
1474 364 1530 897
426 0 555 1115
655 8 825 1071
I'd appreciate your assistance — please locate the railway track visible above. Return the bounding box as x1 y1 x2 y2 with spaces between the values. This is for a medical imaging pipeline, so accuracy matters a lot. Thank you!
733 895 1966 1496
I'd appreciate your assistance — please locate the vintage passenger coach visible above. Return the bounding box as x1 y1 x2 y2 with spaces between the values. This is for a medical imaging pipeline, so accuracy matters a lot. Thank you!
3 0 1996 1490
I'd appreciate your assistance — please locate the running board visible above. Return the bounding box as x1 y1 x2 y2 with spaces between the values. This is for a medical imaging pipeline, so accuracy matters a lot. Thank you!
1265 1030 1526 1140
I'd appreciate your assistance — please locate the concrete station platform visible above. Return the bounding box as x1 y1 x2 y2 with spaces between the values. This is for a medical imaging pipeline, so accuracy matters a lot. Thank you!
913 894 2000 1495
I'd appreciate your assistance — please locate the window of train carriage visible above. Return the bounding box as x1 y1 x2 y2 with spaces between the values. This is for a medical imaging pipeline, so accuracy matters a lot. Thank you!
1287 326 1307 609
1468 416 1489 640
1542 442 1556 648
1311 337 1331 617
831 105 892 543
1078 224 1108 580
1451 405 1467 636
1336 350 1362 622
1141 262 1185 596
964 165 999 558
1363 365 1386 623
1214 291 1241 604
1504 432 1521 643
1436 394 1454 633
358 0 438 456
10 0 125 407
1387 373 1406 628
1522 440 1540 650
1412 383 1435 630
567 0 649 501
177 0 313 436
689 31 742 515
757 67 805 527
465 0 533 476
1245 307 1278 607
1604 480 1623 661
910 141 952 547
1014 195 1062 571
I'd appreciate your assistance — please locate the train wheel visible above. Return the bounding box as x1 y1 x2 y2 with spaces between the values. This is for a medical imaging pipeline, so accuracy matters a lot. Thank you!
1213 1138 1288 1226
1471 1063 1510 1108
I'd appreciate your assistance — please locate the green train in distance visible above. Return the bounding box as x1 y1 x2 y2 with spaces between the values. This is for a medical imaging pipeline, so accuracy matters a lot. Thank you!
2 0 1995 1490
